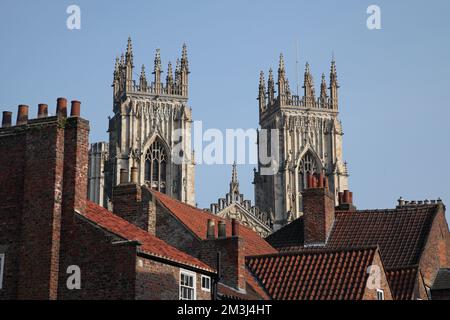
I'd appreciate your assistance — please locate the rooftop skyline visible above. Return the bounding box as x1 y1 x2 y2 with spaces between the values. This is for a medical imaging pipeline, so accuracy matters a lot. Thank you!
1 0 449 218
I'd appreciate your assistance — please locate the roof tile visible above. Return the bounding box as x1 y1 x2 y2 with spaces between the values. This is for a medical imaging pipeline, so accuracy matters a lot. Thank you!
82 201 214 272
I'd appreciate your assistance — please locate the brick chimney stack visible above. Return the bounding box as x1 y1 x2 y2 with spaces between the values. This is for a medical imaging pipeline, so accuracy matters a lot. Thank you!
336 189 356 211
302 172 335 246
112 177 156 235
200 218 246 291
0 97 90 300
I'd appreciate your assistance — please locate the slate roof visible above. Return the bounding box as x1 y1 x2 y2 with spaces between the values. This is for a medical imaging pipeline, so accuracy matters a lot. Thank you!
152 191 277 257
246 247 379 300
81 201 215 273
431 268 450 290
266 205 440 269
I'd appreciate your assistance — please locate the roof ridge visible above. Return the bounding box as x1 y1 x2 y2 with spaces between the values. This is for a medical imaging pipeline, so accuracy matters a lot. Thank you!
336 204 440 214
246 245 379 260
82 201 215 273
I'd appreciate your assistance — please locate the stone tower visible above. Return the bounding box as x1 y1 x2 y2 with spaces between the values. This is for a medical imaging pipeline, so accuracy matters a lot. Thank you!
90 38 195 208
253 54 349 229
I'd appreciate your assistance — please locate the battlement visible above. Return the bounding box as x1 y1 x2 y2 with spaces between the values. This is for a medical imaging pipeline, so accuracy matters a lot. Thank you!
113 37 189 101
258 54 339 115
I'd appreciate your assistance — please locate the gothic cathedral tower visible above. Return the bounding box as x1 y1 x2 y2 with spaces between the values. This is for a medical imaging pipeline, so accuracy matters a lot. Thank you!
253 54 349 229
91 38 195 207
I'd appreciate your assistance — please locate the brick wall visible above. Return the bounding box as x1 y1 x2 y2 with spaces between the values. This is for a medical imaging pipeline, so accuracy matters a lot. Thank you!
199 237 245 291
419 206 450 288
0 115 68 299
58 215 137 300
112 184 156 234
362 251 393 300
0 128 27 299
135 256 212 300
155 202 201 256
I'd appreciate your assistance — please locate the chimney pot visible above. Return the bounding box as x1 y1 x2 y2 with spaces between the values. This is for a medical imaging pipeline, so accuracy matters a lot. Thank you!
38 104 48 118
318 173 324 188
324 176 329 190
343 190 350 204
56 98 68 118
218 221 226 239
338 192 344 205
130 167 138 184
120 168 129 184
306 173 312 189
231 218 240 237
2 111 12 128
70 100 81 117
17 105 29 125
207 219 216 240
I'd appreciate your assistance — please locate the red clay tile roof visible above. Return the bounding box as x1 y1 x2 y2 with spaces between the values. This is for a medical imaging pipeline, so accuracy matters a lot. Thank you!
266 205 439 269
246 247 379 300
152 191 277 257
218 270 271 300
81 201 215 273
385 266 419 300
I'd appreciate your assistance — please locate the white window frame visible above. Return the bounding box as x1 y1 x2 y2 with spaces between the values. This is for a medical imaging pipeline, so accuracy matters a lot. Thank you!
376 289 385 300
179 269 196 300
201 275 211 292
0 253 5 290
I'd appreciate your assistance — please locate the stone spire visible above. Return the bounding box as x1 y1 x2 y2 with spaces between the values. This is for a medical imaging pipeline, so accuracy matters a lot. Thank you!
267 68 275 105
180 44 189 96
229 162 240 196
153 48 162 93
329 56 339 110
120 53 125 67
125 36 133 66
125 37 134 92
166 62 174 94
278 53 287 105
320 73 328 107
175 58 181 92
303 62 315 107
113 57 121 98
181 43 189 73
258 71 266 111
139 65 148 92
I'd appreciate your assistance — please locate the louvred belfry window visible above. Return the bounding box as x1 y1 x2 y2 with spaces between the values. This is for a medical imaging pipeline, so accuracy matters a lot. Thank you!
144 140 167 193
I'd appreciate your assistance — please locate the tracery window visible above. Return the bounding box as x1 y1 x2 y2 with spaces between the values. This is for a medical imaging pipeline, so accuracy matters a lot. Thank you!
144 140 167 193
298 152 319 191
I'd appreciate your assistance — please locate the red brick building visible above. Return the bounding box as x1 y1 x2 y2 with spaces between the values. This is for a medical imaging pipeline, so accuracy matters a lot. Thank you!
0 100 215 300
264 175 450 300
111 179 277 299
1 99 450 300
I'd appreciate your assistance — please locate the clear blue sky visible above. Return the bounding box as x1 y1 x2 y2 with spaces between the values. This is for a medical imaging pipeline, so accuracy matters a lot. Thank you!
1 0 449 217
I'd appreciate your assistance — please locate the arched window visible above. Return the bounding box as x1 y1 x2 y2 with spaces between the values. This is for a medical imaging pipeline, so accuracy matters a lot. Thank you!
298 152 320 191
145 140 168 193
